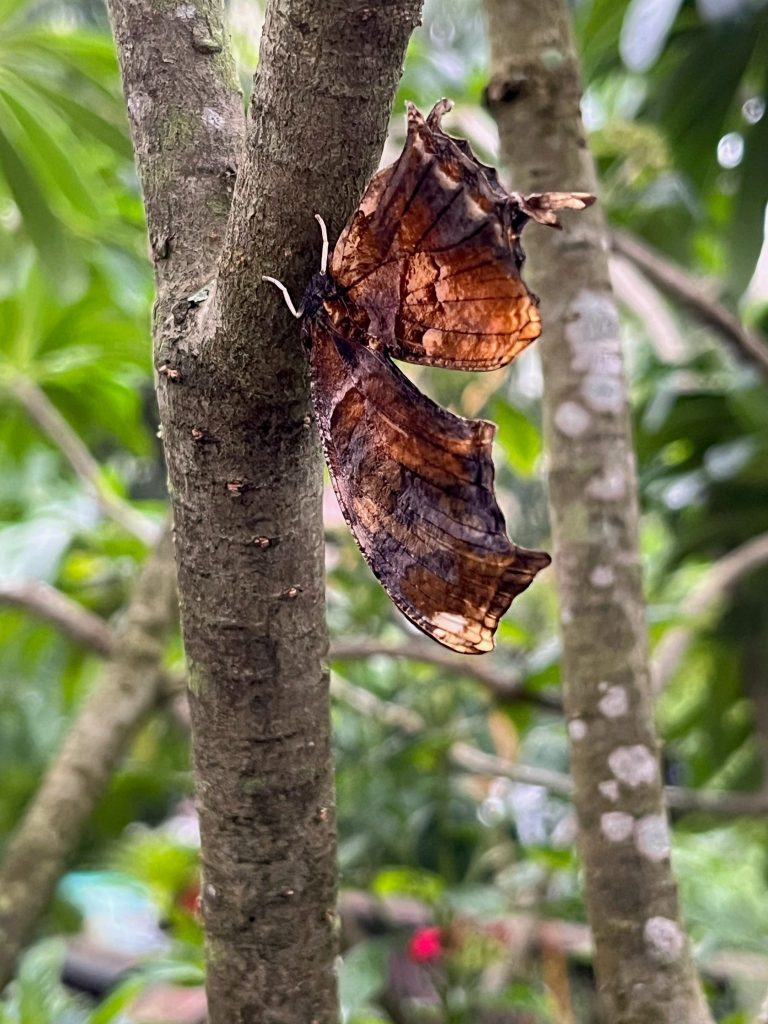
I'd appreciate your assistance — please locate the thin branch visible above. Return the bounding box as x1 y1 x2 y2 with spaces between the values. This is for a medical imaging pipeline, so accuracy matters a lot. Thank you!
12 378 159 545
0 581 114 656
0 532 177 991
450 742 575 798
330 639 562 710
611 230 768 380
756 987 768 1024
452 744 768 816
332 676 768 817
331 674 424 733
652 531 768 693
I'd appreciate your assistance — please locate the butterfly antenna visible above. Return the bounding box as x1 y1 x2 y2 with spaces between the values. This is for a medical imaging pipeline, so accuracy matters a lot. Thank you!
315 214 329 275
262 276 302 318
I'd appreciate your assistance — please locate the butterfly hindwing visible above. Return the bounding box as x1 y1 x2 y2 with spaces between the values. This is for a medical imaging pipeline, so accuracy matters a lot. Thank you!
308 317 551 654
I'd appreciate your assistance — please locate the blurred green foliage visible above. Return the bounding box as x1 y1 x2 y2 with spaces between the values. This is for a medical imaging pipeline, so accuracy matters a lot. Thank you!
1 0 768 1020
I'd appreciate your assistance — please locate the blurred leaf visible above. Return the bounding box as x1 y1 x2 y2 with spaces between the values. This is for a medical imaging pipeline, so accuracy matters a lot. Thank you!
372 866 445 904
87 977 146 1024
339 939 392 1022
489 397 542 477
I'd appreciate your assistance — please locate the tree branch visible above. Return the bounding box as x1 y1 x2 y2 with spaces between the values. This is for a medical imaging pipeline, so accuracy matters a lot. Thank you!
485 3 713 1021
107 0 244 314
330 640 562 710
0 532 177 991
333 679 768 818
12 377 158 545
652 532 768 693
611 230 768 380
0 580 114 656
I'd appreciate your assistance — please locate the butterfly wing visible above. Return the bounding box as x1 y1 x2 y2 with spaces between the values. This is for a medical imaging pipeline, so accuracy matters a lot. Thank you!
309 318 551 654
329 99 594 371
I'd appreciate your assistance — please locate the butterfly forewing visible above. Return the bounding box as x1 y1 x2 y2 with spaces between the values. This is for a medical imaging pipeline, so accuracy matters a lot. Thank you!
330 103 541 370
308 317 551 654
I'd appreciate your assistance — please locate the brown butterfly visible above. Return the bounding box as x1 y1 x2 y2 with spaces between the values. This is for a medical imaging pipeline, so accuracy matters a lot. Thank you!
264 99 594 654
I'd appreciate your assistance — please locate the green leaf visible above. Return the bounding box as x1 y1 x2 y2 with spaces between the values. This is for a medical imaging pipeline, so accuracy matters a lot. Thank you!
0 121 82 298
0 86 101 220
87 977 146 1024
339 939 392 1022
372 865 445 903
489 397 542 477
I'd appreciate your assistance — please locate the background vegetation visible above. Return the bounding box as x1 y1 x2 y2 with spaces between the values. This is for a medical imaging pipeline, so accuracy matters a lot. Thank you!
1 0 767 1019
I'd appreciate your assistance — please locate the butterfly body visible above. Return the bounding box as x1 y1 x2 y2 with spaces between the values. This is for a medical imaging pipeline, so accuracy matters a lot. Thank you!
267 99 594 654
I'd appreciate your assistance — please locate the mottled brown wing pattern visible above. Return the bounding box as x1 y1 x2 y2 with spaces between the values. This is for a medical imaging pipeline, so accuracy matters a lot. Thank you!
262 99 595 652
329 99 593 371
308 317 551 654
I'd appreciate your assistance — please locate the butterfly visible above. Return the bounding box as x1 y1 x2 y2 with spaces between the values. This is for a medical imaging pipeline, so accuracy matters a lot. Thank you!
264 98 594 654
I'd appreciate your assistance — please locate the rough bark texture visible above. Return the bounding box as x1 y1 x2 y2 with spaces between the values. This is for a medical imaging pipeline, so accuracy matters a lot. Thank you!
107 0 423 1019
0 534 176 990
484 2 713 1022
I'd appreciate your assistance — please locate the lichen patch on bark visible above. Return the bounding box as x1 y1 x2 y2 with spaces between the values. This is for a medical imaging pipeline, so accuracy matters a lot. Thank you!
607 745 658 788
600 811 634 842
644 916 684 963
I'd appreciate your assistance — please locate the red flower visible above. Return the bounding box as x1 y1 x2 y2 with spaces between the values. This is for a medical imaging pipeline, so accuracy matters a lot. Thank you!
177 882 201 916
407 926 443 963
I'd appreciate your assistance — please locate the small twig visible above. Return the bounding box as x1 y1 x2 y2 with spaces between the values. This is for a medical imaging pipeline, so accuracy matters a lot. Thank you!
0 580 114 656
652 532 768 693
12 377 159 545
0 532 177 992
451 744 768 816
611 231 768 380
450 742 574 798
330 639 562 710
330 674 424 733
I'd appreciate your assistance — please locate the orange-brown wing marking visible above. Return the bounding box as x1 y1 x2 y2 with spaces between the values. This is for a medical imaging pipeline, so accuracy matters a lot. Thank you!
309 318 551 654
329 102 540 370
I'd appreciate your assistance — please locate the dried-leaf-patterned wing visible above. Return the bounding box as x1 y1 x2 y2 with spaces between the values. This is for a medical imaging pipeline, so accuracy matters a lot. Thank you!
330 99 594 371
308 317 551 654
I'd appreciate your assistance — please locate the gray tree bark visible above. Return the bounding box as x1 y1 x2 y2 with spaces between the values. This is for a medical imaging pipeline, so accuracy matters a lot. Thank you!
107 0 423 1020
484 1 713 1021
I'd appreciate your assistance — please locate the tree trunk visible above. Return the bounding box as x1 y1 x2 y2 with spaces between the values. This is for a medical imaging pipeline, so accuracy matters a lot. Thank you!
107 0 423 1020
484 2 713 1021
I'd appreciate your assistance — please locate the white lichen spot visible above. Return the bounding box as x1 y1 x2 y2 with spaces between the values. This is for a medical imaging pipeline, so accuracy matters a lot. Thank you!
598 779 620 802
600 811 634 842
205 883 217 897
127 91 152 123
598 680 609 692
554 401 591 437
560 606 573 626
175 2 196 17
608 745 657 788
644 916 684 963
590 564 615 588
203 107 225 129
565 291 625 416
565 291 621 364
581 374 625 415
635 814 670 862
586 467 627 501
598 685 629 718
568 718 587 741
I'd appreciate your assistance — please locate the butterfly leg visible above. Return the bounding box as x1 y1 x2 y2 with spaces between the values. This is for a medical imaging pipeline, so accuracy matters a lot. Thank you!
261 275 302 318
